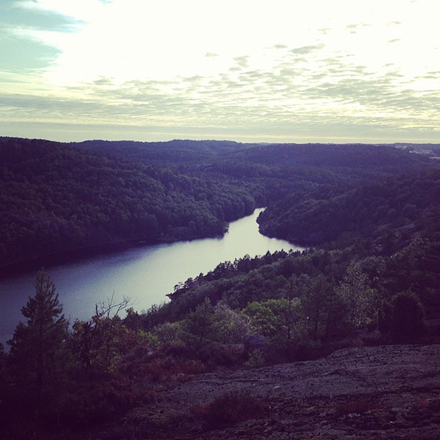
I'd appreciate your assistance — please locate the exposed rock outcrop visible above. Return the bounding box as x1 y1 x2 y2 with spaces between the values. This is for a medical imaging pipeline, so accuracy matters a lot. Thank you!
109 344 440 439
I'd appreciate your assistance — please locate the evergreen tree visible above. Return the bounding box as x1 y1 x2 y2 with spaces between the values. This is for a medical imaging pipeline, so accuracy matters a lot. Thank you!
8 269 68 422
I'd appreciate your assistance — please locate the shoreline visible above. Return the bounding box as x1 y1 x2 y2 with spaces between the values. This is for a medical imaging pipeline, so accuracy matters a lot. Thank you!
0 209 266 280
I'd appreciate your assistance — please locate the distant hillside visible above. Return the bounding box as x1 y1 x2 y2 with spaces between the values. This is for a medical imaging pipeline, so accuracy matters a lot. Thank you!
1 137 438 271
258 168 440 248
70 139 247 166
219 142 432 169
71 139 434 172
0 137 254 270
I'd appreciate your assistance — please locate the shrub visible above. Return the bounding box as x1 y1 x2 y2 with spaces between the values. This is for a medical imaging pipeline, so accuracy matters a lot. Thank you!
197 342 245 369
144 354 205 382
244 349 265 369
192 390 267 428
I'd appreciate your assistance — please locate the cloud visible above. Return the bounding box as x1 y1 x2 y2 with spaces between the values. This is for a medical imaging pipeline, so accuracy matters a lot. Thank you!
1 0 440 143
289 44 325 55
233 56 250 68
346 24 358 34
1 43 439 142
345 23 370 34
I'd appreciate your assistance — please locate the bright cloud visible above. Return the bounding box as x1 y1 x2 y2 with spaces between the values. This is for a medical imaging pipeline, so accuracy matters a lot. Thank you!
0 0 439 142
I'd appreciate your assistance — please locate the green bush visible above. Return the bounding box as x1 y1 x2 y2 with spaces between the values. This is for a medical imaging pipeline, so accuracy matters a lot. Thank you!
244 349 266 369
192 390 267 428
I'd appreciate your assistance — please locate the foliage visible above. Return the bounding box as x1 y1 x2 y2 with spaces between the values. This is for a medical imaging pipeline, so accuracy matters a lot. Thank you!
211 301 254 344
259 168 440 248
244 295 307 360
69 314 140 375
300 274 337 340
192 390 268 428
7 269 69 423
182 298 216 346
244 349 266 369
54 375 150 429
0 138 256 269
335 262 379 329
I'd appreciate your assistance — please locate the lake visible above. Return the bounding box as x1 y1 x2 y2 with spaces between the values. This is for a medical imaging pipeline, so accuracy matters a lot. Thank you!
0 208 302 346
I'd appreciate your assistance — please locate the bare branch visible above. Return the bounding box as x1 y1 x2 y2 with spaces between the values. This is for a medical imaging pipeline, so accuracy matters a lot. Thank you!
95 293 131 318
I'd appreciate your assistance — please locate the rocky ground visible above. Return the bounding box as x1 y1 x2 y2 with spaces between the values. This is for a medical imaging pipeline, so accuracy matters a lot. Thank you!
100 344 440 439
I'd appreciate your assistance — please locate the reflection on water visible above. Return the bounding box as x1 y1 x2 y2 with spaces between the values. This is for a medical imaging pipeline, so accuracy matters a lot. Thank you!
0 208 302 345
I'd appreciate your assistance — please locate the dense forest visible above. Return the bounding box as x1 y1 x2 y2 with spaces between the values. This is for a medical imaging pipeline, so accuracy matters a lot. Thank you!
259 168 440 248
0 138 257 272
0 137 435 271
0 137 440 439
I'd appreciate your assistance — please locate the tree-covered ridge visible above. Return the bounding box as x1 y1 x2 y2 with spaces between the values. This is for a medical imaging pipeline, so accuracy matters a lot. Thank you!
72 139 438 217
1 136 438 271
258 168 440 249
71 139 245 166
218 142 433 171
0 138 255 269
71 139 434 171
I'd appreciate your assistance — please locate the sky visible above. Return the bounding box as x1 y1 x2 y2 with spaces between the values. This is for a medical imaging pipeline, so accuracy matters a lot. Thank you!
0 0 439 143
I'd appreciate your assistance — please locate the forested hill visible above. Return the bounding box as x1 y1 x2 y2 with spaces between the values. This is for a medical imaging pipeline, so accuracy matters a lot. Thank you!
72 139 433 172
258 168 440 249
0 136 438 272
0 137 255 271
71 139 245 166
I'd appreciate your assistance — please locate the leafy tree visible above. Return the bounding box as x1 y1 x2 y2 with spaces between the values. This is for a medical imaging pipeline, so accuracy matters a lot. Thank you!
244 296 306 359
69 297 139 375
7 269 69 421
336 262 378 329
182 298 215 346
244 300 279 337
211 301 254 344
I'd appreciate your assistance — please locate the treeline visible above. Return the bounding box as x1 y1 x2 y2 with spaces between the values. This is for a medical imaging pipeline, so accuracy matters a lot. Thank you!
219 142 432 170
258 168 440 250
72 139 244 166
0 138 255 269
